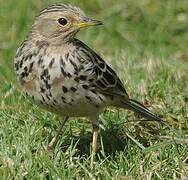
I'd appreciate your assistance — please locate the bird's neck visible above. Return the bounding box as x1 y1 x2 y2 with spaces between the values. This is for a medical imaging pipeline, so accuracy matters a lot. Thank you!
22 36 77 59
27 28 77 46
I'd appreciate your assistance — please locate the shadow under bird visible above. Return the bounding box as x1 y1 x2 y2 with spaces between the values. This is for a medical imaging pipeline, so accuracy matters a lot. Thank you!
14 4 165 153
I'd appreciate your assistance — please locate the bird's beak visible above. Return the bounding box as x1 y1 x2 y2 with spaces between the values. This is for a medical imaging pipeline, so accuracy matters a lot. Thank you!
77 17 103 28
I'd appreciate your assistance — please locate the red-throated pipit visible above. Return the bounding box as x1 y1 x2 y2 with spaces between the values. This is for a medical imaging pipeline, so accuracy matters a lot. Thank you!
14 4 164 153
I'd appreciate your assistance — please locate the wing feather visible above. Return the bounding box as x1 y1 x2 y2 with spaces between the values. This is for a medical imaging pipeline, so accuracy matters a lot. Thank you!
74 39 129 98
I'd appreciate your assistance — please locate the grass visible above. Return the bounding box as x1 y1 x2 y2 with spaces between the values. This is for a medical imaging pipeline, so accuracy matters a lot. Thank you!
0 0 188 179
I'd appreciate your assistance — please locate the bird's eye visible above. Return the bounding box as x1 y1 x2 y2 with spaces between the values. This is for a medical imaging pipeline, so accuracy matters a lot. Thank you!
58 18 68 26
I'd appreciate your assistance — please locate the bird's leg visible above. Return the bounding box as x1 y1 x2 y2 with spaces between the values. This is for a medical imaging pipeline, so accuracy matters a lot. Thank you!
48 116 69 150
92 118 99 153
90 117 99 168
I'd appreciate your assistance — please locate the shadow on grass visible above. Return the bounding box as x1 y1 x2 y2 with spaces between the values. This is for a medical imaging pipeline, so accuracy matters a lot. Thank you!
60 128 128 156
56 122 162 156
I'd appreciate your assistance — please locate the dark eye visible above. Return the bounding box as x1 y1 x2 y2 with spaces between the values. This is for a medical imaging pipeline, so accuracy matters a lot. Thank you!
58 18 68 26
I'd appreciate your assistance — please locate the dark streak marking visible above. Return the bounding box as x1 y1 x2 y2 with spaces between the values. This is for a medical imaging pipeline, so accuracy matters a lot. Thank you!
21 72 26 78
82 85 89 89
79 75 87 81
91 90 97 94
103 71 116 85
99 95 104 102
46 94 51 100
86 96 91 100
85 67 92 72
42 96 45 102
40 87 45 93
37 56 43 65
29 62 34 73
60 56 66 66
74 77 80 82
49 58 55 68
96 80 106 89
69 59 78 72
40 100 44 105
99 62 105 69
70 87 77 92
53 99 57 103
61 96 66 101
19 60 23 68
65 53 69 60
74 71 78 76
62 100 67 104
24 66 28 72
61 67 67 77
46 83 51 89
94 66 102 76
76 55 84 63
43 69 49 77
28 54 33 60
62 86 68 93
79 65 84 71
67 73 72 78
89 79 94 82
15 62 19 71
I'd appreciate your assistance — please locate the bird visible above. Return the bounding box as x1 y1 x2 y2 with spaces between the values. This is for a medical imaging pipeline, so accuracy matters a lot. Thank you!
14 4 164 153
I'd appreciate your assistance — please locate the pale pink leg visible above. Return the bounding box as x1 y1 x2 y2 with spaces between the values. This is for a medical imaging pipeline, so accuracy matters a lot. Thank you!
92 123 99 153
48 116 69 150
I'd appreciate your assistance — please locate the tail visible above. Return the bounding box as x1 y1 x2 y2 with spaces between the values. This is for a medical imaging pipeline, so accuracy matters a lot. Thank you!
122 98 163 122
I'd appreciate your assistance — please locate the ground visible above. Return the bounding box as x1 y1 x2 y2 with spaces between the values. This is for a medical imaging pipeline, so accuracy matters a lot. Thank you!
0 0 187 179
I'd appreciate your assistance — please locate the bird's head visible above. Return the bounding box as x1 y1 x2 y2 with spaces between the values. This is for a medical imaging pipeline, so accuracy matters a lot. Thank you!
31 4 103 43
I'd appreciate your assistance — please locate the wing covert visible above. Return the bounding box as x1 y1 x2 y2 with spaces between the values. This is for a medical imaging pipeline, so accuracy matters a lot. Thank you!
74 39 129 98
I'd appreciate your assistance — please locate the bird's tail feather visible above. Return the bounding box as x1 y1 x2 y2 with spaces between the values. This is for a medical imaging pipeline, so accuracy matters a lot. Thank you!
122 98 163 122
